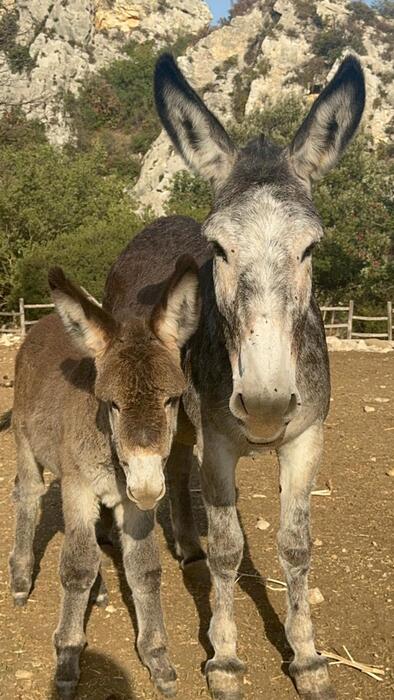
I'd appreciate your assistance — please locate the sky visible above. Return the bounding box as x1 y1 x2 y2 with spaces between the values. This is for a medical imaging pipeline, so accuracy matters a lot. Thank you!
207 0 375 24
207 0 232 24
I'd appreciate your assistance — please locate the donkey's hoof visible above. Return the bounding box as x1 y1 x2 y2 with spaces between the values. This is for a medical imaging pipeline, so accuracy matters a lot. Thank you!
56 679 78 700
206 657 245 700
154 675 177 697
12 591 29 607
152 664 177 697
291 656 336 699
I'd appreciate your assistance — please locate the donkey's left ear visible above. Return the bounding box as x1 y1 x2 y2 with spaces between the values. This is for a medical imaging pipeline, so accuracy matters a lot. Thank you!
150 255 201 353
289 55 365 182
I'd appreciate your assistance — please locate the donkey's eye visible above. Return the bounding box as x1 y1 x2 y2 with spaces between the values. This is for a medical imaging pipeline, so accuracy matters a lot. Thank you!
301 242 315 262
111 401 120 411
212 241 228 262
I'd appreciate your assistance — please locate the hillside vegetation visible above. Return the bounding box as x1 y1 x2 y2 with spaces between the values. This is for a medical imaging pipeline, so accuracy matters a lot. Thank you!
0 0 392 318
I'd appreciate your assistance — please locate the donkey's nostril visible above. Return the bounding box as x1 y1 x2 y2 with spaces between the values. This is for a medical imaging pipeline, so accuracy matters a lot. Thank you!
285 393 299 423
238 393 248 416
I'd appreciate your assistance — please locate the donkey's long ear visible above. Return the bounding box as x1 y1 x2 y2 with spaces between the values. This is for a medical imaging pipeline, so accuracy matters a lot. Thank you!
48 267 118 357
289 55 365 182
154 53 237 189
150 255 201 353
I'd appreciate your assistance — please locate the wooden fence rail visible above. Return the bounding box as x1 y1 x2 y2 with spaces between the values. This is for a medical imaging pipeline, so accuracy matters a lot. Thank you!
1 299 393 341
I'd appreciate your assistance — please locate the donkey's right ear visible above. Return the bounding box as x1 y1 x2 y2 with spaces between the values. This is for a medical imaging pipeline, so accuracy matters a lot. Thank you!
48 267 118 357
154 53 237 189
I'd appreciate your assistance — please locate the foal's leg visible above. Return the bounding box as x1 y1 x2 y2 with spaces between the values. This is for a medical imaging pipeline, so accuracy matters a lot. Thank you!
277 423 335 699
167 441 205 566
201 435 245 700
54 478 100 699
114 500 176 697
9 432 45 605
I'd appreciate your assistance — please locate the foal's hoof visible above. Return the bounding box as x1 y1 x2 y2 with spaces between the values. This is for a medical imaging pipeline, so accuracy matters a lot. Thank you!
56 679 78 700
291 656 336 699
206 657 246 700
94 591 109 608
12 591 29 607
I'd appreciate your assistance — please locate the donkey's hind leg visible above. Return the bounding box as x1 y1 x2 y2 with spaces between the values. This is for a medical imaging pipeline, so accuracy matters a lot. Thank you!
9 432 45 606
277 423 335 700
167 441 205 567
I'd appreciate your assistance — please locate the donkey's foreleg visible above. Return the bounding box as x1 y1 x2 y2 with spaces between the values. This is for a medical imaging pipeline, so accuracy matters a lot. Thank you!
54 480 100 700
9 434 45 606
201 442 245 700
115 501 176 698
277 423 335 700
167 441 205 566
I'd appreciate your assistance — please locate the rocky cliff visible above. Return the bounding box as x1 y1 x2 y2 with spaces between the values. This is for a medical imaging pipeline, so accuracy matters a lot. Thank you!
134 0 394 212
0 0 392 211
0 0 211 145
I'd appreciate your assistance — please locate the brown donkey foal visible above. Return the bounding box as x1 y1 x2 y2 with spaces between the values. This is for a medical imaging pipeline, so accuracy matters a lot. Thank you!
9 258 200 698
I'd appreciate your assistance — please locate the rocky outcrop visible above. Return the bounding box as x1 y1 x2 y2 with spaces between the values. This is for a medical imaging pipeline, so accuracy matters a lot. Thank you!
0 0 211 145
135 0 394 213
0 0 392 209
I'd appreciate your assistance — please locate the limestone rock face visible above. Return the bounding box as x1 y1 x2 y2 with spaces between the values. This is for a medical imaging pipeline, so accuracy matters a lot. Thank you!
0 0 392 211
0 0 211 145
135 0 393 213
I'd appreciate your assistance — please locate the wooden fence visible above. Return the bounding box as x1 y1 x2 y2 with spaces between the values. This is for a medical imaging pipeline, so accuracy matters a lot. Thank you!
321 301 392 341
1 298 393 341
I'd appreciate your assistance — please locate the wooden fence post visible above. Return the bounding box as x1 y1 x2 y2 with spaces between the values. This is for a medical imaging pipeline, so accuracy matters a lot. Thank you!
347 300 354 339
19 298 26 338
388 301 392 342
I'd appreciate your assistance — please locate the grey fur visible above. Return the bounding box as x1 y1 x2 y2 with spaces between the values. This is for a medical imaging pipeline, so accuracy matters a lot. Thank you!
104 53 365 699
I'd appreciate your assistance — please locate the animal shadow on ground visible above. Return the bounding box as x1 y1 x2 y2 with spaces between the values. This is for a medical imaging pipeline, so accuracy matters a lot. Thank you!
48 649 136 700
157 458 291 676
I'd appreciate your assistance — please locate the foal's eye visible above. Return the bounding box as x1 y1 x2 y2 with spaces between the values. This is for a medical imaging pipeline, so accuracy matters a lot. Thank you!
111 401 120 411
212 241 228 262
301 242 315 262
164 397 177 408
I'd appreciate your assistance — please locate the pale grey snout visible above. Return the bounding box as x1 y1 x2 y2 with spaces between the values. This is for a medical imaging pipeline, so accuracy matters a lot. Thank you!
126 482 166 511
124 454 166 511
230 323 300 440
233 389 300 424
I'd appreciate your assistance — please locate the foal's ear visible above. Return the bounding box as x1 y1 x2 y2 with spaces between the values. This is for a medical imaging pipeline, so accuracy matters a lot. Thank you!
150 255 201 353
289 55 365 182
48 267 118 357
154 53 237 189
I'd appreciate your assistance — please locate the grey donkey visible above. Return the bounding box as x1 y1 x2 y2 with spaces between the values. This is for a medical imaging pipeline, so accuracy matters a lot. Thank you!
103 54 366 699
8 258 200 698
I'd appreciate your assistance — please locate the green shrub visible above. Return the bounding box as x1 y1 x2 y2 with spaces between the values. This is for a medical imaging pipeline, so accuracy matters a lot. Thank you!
165 171 212 222
10 206 146 307
0 138 145 306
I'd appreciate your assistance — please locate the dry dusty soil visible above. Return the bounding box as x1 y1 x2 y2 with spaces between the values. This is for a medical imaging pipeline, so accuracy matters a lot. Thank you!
0 344 393 700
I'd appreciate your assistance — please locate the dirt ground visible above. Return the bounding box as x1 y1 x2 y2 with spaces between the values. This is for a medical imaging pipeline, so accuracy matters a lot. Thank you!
0 344 393 700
